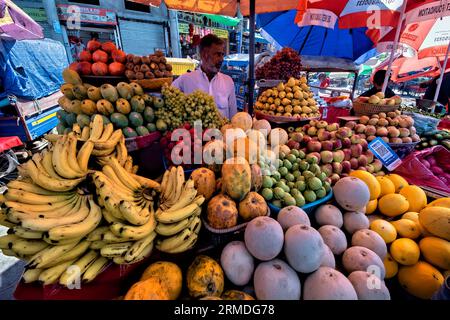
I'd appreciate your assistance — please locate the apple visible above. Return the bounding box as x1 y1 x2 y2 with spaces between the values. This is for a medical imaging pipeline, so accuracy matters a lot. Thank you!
330 174 341 185
302 135 312 144
320 151 334 164
350 158 359 169
345 121 357 130
366 164 375 173
321 141 334 151
307 140 322 152
330 131 337 140
333 150 345 163
317 120 328 129
360 139 369 151
326 123 339 132
358 166 368 171
306 153 321 164
351 135 362 145
321 164 333 176
343 148 352 161
307 126 318 136
364 125 377 136
364 151 374 164
372 159 383 172
355 124 366 134
302 124 311 132
336 127 352 139
332 162 343 174
342 161 351 173
332 139 342 150
351 144 363 158
358 155 368 167
291 132 304 142
342 138 351 148
318 130 331 141
310 120 319 127
287 140 300 150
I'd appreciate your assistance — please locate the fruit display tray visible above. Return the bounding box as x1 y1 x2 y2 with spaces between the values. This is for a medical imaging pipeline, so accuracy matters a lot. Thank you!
268 190 333 217
255 111 320 124
352 101 399 116
131 77 173 91
201 206 271 247
80 75 127 86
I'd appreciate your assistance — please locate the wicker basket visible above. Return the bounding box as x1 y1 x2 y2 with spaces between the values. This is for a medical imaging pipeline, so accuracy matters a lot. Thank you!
202 206 271 247
353 101 399 116
255 111 320 124
131 77 173 91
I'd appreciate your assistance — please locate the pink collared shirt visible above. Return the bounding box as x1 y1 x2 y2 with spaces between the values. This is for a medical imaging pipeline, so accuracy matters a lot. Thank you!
172 69 238 119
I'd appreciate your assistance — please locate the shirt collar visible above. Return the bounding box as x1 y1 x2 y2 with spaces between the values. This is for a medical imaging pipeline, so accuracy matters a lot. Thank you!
198 68 220 82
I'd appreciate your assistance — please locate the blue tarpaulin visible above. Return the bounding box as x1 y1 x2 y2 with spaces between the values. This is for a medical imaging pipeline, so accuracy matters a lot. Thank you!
0 38 68 100
257 10 377 63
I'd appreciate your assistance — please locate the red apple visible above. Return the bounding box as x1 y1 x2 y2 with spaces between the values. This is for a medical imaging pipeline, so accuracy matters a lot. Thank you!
343 148 352 161
91 62 108 76
320 151 334 164
92 50 108 63
350 158 359 170
342 161 351 173
321 141 334 151
321 164 333 176
307 140 322 152
333 150 345 163
333 139 342 150
332 162 343 174
79 50 92 62
351 144 363 158
342 138 351 149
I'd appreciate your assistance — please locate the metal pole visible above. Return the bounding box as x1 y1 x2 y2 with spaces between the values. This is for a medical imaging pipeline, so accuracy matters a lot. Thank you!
248 0 255 115
432 41 450 112
382 1 406 94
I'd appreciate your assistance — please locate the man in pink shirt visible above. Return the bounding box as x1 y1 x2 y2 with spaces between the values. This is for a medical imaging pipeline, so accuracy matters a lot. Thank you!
173 34 238 120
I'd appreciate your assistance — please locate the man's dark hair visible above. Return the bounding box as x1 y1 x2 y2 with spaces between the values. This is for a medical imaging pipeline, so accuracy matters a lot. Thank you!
199 34 224 52
373 70 389 86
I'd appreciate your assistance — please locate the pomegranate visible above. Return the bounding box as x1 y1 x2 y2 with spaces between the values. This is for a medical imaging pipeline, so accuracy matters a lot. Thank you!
92 50 108 63
101 41 117 54
69 62 79 72
111 49 127 64
78 61 92 75
91 62 108 76
86 39 101 52
108 62 125 76
78 50 92 62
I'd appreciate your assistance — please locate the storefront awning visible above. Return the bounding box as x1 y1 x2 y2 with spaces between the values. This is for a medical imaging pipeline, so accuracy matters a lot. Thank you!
202 13 239 27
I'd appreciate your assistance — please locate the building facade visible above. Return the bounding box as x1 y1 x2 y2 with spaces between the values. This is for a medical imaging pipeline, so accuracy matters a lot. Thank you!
14 0 181 62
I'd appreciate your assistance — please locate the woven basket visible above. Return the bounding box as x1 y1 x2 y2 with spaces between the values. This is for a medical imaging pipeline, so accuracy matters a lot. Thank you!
353 101 399 116
255 111 320 124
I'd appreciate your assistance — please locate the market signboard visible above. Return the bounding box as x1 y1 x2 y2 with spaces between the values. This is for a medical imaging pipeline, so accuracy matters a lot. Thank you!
178 22 228 39
22 8 47 22
56 4 116 26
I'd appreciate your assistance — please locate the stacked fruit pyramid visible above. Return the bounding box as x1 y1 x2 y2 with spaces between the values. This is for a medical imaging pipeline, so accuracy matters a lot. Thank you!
254 77 321 119
0 117 203 286
58 68 161 138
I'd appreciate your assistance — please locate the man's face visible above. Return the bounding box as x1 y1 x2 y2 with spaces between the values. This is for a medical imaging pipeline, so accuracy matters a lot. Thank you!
201 43 225 74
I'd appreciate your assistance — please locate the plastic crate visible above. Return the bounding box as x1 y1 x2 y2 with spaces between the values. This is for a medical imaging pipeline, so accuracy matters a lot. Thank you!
166 58 197 76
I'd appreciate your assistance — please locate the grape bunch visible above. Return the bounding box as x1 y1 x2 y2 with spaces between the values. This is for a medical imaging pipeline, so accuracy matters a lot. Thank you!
256 48 302 81
157 85 227 130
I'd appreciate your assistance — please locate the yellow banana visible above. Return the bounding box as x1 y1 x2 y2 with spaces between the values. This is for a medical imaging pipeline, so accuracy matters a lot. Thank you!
38 259 76 285
97 123 114 143
155 217 192 237
46 240 91 268
41 150 65 180
81 126 90 141
102 208 124 224
7 180 70 196
44 133 62 143
100 242 133 258
113 242 153 265
29 240 80 269
124 156 133 173
155 228 193 253
22 268 43 283
48 198 102 241
59 250 98 286
67 134 85 174
89 241 107 250
53 136 85 179
1 248 19 257
77 140 94 172
164 232 198 254
11 239 48 255
21 197 86 232
10 226 43 239
103 230 132 243
119 201 148 226
89 115 104 141
86 226 110 242
156 201 203 224
165 179 197 212
91 147 115 157
116 136 127 167
131 165 139 174
188 216 201 233
124 231 156 263
26 160 84 192
162 167 176 202
160 170 170 196
82 256 110 283
92 172 135 201
130 173 160 190
93 129 122 150
6 198 78 223
110 206 156 240
102 165 133 192
108 157 141 190
0 234 20 249
42 234 82 247
3 188 74 205
72 123 81 138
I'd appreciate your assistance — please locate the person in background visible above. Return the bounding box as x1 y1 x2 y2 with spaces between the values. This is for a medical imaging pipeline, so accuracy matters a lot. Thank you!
423 72 450 113
319 72 330 88
360 70 396 98
173 34 237 120
69 36 85 62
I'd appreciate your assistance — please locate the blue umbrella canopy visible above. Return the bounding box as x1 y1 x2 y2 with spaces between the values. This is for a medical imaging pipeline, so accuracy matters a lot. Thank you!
257 10 376 62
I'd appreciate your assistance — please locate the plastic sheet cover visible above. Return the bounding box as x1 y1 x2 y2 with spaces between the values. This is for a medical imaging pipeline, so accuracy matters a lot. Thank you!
0 38 68 100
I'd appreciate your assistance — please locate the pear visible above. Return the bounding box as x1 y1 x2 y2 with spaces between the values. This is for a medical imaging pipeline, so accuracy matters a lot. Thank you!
100 84 119 103
116 82 133 100
96 99 114 116
87 86 102 102
72 85 88 100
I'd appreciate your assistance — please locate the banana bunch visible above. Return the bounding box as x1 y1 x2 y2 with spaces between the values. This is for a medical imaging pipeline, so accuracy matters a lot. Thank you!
45 115 138 173
154 166 204 254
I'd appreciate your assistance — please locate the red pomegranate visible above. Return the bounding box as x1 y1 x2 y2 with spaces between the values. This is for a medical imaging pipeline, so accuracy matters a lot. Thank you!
78 61 92 75
69 62 79 72
108 62 126 76
111 49 127 64
92 62 109 76
78 50 92 62
86 39 101 52
92 50 108 63
101 42 117 54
